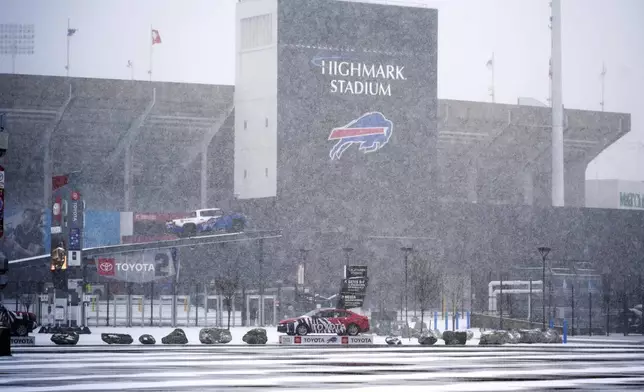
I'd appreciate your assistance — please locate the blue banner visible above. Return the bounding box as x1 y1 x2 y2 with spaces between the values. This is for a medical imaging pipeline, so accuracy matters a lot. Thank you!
84 211 121 249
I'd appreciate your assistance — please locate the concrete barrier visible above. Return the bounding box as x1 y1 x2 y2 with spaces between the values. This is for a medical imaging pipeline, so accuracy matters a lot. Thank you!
279 335 374 345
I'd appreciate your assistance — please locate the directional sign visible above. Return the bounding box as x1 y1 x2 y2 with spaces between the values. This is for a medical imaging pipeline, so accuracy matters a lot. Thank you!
340 292 366 308
341 277 369 294
345 265 367 279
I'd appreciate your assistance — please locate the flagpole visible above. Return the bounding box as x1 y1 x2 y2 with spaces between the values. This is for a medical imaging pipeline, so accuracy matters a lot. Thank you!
66 18 70 77
491 52 495 103
148 25 153 82
487 52 495 103
600 62 606 112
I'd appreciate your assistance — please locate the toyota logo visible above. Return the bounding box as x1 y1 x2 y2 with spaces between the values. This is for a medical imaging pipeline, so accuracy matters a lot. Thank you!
99 261 114 272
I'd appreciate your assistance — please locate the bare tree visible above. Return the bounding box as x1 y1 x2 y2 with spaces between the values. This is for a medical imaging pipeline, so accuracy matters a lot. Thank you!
215 265 240 330
412 257 442 334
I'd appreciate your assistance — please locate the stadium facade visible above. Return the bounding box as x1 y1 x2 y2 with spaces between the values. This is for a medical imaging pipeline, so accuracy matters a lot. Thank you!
0 0 642 312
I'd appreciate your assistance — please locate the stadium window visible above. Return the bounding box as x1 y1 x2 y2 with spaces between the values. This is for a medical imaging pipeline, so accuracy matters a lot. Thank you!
265 118 269 127
244 120 247 130
244 169 247 179
265 168 268 177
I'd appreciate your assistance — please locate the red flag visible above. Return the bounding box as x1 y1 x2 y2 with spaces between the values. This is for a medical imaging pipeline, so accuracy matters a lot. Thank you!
152 29 162 45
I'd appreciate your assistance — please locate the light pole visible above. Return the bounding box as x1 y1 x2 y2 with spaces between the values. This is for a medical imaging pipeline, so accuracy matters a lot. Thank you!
538 246 551 331
298 249 309 313
401 247 413 338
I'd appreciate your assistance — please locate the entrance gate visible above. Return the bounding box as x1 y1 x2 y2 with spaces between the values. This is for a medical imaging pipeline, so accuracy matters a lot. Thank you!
113 295 129 326
131 295 145 326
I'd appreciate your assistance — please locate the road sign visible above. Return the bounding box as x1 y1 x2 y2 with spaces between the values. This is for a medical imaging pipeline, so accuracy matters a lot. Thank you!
345 265 367 279
341 277 368 294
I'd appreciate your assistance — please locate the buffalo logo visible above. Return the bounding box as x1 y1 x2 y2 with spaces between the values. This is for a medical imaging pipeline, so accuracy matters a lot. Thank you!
326 336 338 343
71 191 80 201
328 112 393 160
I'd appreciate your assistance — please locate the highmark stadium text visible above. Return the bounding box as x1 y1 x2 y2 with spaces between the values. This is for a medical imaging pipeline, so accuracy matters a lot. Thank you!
320 60 406 96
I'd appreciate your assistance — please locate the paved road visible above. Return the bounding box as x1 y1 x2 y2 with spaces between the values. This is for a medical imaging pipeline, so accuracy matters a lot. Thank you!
2 344 644 391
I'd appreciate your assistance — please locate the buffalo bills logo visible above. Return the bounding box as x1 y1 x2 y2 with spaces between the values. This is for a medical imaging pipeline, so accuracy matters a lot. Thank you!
328 112 393 160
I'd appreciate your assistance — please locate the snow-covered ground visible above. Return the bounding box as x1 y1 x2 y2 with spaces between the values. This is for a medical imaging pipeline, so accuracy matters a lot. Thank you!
3 342 644 391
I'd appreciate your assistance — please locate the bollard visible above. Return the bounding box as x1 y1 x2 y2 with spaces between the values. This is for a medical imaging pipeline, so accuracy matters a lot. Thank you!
0 327 10 357
445 311 449 331
466 311 471 329
434 312 438 330
563 319 568 344
455 313 460 330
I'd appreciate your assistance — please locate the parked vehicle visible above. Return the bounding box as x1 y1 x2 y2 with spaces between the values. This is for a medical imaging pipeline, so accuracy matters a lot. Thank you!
277 308 370 336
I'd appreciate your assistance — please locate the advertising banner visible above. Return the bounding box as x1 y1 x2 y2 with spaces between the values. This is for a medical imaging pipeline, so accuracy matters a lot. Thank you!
1 187 47 260
0 164 4 239
68 190 84 251
10 336 36 346
50 173 83 261
120 212 184 244
96 248 178 283
279 335 374 345
84 211 121 249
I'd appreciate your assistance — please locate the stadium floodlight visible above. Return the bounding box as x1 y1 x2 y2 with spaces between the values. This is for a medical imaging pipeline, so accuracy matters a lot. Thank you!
0 24 35 73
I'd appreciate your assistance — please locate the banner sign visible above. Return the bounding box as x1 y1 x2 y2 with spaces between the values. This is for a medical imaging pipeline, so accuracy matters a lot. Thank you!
96 248 177 283
68 190 84 251
340 293 366 309
340 265 368 308
341 277 368 293
279 335 373 345
0 164 4 239
10 336 36 346
345 265 367 279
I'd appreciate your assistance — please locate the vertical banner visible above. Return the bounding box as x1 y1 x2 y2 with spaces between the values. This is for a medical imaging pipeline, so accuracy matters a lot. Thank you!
67 190 83 266
0 165 4 240
50 173 83 267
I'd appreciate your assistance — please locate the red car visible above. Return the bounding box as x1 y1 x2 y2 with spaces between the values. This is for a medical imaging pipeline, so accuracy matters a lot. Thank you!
277 308 370 336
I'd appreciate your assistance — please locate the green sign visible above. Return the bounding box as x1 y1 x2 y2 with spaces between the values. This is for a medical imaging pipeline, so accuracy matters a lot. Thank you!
619 192 644 209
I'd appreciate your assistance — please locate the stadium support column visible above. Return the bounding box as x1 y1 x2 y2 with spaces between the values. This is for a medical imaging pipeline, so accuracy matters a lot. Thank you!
200 143 208 209
550 0 565 207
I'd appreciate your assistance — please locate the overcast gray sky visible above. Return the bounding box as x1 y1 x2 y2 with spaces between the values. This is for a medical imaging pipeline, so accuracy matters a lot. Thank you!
1 0 642 181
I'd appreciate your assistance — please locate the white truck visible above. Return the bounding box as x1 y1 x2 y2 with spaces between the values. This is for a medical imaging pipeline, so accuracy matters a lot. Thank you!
165 208 246 237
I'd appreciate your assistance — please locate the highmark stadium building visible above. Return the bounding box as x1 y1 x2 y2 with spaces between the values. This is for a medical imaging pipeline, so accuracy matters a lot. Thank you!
1 0 642 314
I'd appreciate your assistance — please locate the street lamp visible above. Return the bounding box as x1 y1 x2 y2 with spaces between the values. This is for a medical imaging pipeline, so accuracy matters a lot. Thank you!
297 249 310 313
538 246 551 331
401 247 413 339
